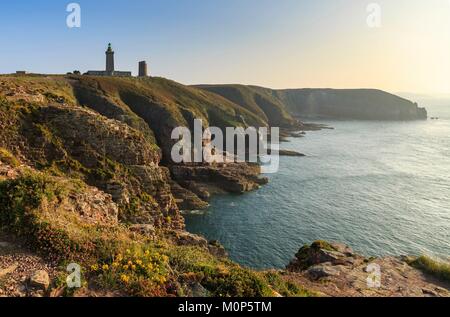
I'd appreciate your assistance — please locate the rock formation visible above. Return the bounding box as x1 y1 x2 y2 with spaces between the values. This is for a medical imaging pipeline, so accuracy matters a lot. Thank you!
284 241 449 297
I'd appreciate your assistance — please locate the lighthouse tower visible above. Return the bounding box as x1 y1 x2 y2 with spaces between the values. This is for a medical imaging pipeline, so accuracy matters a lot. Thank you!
105 43 115 75
86 43 132 77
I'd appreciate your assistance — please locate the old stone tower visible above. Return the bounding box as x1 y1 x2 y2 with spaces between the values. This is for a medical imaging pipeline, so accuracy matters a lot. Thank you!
105 43 115 75
138 61 148 77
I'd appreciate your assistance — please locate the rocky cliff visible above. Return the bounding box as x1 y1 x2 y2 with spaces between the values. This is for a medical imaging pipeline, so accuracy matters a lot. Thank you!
0 75 445 298
0 158 306 297
0 75 270 216
275 88 428 120
196 85 428 121
0 75 284 297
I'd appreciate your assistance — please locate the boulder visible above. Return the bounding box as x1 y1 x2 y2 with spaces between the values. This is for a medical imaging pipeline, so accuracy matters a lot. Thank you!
189 283 210 297
29 270 50 291
307 263 341 280
328 242 354 256
129 224 156 237
208 240 228 258
287 240 361 272
174 231 209 248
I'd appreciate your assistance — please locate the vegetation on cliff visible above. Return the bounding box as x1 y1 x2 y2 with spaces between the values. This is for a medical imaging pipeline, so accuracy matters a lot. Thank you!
194 84 300 128
0 75 445 298
409 256 450 283
0 75 305 297
0 162 307 297
1 75 274 214
197 85 428 121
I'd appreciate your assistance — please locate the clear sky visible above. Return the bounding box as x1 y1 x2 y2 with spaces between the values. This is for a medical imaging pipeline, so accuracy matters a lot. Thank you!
1 0 449 94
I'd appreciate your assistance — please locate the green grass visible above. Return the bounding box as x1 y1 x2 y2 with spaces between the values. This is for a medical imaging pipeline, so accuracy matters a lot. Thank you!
262 271 316 297
0 170 92 261
195 84 298 128
410 256 450 283
167 246 275 297
0 147 20 167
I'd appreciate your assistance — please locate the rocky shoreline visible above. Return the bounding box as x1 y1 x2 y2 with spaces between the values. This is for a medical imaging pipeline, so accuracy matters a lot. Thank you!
1 153 449 297
1 75 447 298
283 241 449 297
2 225 449 297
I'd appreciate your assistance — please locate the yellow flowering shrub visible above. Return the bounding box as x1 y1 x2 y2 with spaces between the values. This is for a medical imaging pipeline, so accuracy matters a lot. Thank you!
91 245 170 296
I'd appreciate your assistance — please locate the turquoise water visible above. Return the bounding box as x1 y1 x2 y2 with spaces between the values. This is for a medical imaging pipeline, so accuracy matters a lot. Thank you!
185 104 450 269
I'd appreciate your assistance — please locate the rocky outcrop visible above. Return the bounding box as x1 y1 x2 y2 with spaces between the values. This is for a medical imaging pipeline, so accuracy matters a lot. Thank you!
287 241 359 271
168 163 270 211
272 150 306 157
170 163 268 196
169 180 210 211
65 185 119 226
36 105 160 167
0 161 120 227
29 270 50 291
0 88 182 229
284 241 449 297
169 231 228 258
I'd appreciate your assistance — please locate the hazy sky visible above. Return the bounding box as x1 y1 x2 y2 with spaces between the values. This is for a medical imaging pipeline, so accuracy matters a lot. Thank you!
1 0 449 94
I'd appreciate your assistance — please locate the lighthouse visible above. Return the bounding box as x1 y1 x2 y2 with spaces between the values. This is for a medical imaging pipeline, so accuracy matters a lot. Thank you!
85 44 133 77
105 43 115 75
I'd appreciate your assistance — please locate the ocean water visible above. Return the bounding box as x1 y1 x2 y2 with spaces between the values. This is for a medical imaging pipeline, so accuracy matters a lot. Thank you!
185 104 450 269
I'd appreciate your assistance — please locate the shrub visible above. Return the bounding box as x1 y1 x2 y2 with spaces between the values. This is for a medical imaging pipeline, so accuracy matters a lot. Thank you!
168 246 273 297
203 267 273 297
91 245 170 296
410 256 450 283
262 271 315 297
311 240 336 252
0 147 20 167
0 172 93 261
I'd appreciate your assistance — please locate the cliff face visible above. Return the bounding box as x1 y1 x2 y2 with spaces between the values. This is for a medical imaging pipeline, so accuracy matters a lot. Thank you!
0 75 270 224
0 160 302 297
69 76 269 209
0 75 282 297
197 85 428 121
72 77 268 161
275 89 428 120
194 84 300 128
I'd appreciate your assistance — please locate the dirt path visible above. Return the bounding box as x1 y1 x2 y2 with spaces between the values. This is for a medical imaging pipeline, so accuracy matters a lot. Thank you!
0 235 59 297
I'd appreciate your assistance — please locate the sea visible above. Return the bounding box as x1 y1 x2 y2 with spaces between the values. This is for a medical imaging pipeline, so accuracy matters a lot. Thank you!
185 102 450 269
